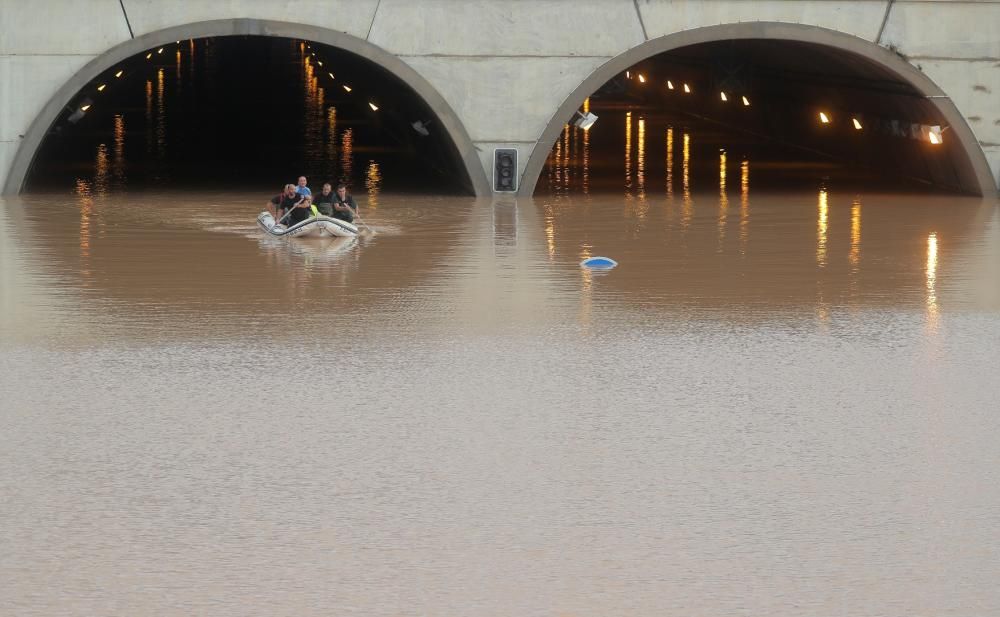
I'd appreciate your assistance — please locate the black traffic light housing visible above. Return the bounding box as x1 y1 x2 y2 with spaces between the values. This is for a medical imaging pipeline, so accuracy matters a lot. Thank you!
494 148 517 192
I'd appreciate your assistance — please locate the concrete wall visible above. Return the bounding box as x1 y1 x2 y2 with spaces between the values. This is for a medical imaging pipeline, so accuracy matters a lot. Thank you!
2 0 998 195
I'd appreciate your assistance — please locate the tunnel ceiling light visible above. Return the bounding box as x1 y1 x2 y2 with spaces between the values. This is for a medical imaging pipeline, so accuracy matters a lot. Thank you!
368 101 379 111
573 110 598 130
742 95 750 106
927 125 944 144
667 80 674 90
328 72 335 79
175 40 180 44
683 83 691 93
97 84 106 92
146 52 152 59
157 47 164 54
819 112 830 124
114 69 123 78
852 117 863 130
637 73 646 83
318 61 323 66
80 103 91 111
626 70 630 78
720 92 728 102
343 84 352 92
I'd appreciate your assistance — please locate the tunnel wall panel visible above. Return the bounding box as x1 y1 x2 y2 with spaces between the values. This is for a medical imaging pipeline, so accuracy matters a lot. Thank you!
0 0 128 55
918 60 1000 146
882 2 1000 59
0 56 91 142
400 56 607 143
121 0 379 41
369 0 643 57
637 0 887 42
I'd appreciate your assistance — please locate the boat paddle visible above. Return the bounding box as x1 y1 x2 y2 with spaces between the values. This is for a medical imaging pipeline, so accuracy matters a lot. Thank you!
353 210 374 235
275 198 310 227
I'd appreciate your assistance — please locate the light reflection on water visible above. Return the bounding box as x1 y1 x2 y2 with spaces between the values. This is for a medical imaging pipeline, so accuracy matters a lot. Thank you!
1 189 999 616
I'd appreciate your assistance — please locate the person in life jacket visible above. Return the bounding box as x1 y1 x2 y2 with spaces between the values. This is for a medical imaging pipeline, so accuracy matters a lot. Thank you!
312 182 337 217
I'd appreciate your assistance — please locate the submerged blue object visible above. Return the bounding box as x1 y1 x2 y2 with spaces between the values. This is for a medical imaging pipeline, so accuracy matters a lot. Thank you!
580 256 618 269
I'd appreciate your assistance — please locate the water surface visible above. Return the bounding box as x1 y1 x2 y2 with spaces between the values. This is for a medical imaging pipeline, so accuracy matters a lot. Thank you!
2 187 999 616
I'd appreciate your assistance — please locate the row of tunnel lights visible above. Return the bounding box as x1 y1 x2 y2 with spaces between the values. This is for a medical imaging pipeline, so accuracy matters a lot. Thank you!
623 70 944 145
73 48 945 148
305 44 380 111
73 40 384 119
72 42 183 118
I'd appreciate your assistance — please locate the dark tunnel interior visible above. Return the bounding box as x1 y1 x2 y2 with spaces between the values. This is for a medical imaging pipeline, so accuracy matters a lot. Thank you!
26 36 472 195
537 39 976 197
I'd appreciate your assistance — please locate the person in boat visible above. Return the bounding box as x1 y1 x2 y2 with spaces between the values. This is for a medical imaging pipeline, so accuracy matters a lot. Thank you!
312 182 336 217
268 183 310 226
295 176 312 198
331 183 357 223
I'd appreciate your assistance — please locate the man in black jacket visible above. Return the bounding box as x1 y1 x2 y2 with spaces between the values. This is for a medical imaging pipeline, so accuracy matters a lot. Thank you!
331 183 357 223
268 184 310 225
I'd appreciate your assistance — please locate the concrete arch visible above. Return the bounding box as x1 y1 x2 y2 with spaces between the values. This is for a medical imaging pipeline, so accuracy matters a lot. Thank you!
3 18 490 197
519 21 997 197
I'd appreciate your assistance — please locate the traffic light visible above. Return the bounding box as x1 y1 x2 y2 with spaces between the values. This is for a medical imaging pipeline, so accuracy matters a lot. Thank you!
494 148 517 192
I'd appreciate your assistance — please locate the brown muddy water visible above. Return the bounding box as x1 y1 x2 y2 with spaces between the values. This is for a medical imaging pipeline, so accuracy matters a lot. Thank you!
2 187 1000 616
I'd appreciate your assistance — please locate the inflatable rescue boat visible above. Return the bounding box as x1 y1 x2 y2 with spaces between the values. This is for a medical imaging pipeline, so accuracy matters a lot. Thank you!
257 212 359 238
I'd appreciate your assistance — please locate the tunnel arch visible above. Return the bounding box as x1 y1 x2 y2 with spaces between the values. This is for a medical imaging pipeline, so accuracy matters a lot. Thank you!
520 21 996 197
4 18 490 197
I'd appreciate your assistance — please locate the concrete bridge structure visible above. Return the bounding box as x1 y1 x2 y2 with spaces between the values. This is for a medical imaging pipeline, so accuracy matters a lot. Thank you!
2 0 999 197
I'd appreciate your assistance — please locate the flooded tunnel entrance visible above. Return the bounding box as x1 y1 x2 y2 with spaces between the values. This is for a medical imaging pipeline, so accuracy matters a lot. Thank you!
527 32 995 313
534 34 990 198
22 35 476 195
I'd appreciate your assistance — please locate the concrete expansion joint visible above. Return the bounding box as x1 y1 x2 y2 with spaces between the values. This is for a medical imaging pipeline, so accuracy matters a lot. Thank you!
366 0 382 41
632 0 649 41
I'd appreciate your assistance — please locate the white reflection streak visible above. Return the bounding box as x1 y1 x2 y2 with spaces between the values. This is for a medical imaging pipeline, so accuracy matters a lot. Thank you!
145 80 153 155
624 112 632 198
544 209 556 261
563 123 571 191
94 143 110 195
927 232 939 329
155 68 166 160
849 198 862 271
849 198 862 301
739 160 749 255
365 160 381 209
553 128 563 189
637 117 646 207
112 114 125 185
681 132 691 230
665 127 674 200
718 150 727 250
582 118 590 195
582 97 590 194
817 188 828 268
